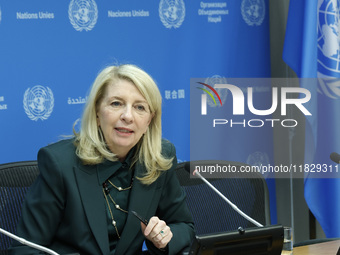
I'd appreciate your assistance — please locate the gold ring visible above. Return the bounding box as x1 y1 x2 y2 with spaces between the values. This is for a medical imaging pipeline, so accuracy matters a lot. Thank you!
159 230 165 237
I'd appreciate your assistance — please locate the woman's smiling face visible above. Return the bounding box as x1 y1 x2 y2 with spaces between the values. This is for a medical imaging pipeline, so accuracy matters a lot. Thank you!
96 79 153 160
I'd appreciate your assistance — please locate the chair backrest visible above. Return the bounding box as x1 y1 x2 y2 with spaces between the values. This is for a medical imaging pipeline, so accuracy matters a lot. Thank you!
0 161 39 255
176 160 271 235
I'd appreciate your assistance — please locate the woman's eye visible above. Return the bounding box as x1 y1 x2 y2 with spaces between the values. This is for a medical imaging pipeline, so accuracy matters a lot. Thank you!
111 101 122 107
135 105 146 111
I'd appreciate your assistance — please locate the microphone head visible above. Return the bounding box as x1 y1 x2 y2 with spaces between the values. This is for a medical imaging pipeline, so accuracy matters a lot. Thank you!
330 152 340 164
184 162 191 173
184 162 197 176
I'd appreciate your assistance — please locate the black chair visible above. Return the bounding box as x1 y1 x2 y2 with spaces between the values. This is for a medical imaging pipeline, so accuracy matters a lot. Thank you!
0 161 39 255
176 160 271 235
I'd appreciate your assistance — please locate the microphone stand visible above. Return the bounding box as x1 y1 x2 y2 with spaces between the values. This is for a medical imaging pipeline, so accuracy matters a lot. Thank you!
0 228 60 255
193 170 264 227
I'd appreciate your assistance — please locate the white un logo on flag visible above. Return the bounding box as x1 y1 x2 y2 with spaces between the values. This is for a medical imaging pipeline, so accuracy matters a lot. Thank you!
318 0 340 75
317 0 340 98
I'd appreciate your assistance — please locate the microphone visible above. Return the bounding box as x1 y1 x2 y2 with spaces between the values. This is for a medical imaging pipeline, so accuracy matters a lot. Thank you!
0 228 79 255
0 227 59 255
330 152 340 164
184 162 264 227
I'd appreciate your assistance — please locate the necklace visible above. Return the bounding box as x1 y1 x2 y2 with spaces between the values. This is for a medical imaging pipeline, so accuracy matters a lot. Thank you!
102 176 134 239
108 179 133 191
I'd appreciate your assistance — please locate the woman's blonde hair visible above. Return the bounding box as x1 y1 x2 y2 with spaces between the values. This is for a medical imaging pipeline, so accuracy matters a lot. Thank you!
74 64 173 184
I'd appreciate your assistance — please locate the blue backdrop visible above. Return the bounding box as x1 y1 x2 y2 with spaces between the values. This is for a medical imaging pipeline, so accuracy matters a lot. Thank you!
0 0 275 221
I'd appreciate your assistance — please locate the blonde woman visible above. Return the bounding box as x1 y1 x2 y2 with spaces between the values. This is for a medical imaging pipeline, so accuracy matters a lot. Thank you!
10 64 195 255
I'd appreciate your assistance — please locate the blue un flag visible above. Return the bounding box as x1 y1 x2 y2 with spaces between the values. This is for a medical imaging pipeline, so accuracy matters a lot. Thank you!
283 0 340 238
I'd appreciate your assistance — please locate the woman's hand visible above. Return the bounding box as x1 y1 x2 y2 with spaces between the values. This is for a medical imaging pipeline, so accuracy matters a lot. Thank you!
141 216 173 249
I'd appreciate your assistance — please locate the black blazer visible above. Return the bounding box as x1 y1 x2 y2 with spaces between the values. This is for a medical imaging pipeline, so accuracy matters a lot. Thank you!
9 139 195 255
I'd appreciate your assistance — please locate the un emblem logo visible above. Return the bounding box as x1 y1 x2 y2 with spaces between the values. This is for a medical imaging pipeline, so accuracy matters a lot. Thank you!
318 77 340 99
318 0 340 76
241 0 265 26
317 0 340 98
159 0 185 29
23 85 54 121
69 0 98 32
246 151 270 177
